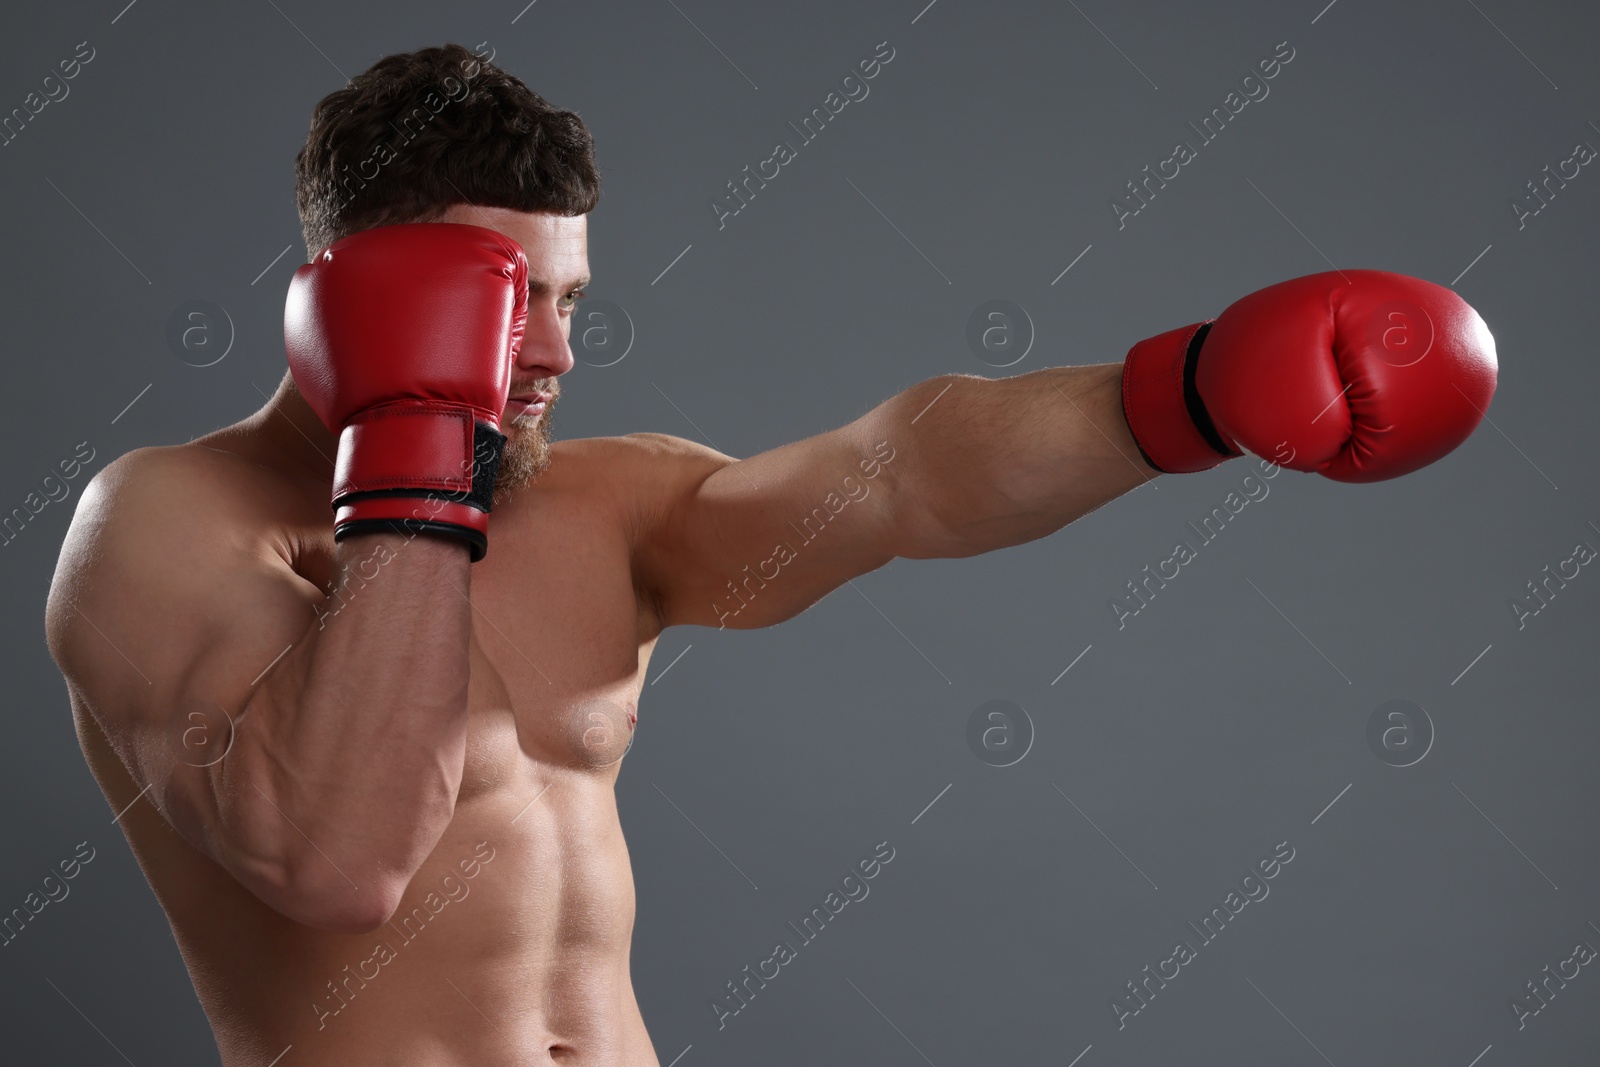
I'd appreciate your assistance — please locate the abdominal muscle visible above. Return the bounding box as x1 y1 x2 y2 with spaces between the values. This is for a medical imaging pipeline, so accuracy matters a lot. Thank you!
280 775 654 1066
92 715 658 1067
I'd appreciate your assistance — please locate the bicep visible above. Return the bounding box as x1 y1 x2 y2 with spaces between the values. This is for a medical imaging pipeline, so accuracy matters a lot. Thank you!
48 452 321 872
631 426 904 630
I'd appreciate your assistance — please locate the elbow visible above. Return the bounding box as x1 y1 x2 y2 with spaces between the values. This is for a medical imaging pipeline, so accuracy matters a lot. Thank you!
296 885 406 936
879 379 987 561
887 476 977 560
220 808 436 934
213 738 460 933
242 852 409 934
281 893 402 936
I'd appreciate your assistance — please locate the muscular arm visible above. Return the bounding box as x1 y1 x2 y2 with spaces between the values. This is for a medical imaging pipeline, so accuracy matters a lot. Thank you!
46 447 471 932
634 362 1160 630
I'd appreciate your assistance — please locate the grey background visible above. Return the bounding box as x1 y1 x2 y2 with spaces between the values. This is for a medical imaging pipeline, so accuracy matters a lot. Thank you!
2 0 1596 1064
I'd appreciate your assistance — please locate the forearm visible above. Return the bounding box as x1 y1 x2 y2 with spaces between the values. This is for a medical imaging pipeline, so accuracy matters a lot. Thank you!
218 530 472 931
886 363 1161 559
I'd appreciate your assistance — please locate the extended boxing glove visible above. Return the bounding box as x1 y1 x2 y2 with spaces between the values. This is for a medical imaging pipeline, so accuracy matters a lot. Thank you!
284 223 529 560
1121 270 1498 482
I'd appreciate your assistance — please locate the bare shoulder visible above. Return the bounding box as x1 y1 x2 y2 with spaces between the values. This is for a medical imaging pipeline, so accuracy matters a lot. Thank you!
46 442 316 712
50 443 266 589
546 432 733 532
549 432 730 477
50 445 216 635
544 434 735 631
53 440 274 553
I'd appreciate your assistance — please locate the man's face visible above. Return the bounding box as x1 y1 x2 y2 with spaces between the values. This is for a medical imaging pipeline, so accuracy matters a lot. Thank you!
436 204 588 501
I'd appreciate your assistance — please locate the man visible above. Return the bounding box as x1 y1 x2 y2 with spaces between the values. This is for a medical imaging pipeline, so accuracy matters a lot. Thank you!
44 42 1495 1067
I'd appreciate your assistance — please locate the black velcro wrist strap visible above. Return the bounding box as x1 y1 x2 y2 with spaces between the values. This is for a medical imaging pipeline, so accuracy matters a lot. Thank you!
1180 321 1237 459
335 421 506 514
334 517 488 562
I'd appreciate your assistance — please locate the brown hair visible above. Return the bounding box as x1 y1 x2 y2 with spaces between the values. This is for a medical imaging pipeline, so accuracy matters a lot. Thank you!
293 42 599 258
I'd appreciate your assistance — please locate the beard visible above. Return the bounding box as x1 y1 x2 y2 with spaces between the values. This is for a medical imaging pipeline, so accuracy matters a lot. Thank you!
493 389 558 504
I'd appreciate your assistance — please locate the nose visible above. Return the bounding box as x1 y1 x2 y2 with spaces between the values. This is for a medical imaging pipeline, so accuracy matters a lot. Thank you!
515 300 577 380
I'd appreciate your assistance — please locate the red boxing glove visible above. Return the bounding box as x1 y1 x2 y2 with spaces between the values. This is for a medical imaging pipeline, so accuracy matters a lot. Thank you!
285 223 529 560
1121 270 1498 482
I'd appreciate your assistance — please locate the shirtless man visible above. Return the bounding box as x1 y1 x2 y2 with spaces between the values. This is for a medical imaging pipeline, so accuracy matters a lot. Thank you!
44 43 1496 1067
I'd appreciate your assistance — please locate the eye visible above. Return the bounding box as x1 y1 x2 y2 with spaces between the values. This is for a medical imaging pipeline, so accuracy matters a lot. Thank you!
558 288 587 311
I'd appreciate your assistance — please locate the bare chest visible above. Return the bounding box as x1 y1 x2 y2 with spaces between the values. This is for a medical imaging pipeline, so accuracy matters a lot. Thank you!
294 488 655 797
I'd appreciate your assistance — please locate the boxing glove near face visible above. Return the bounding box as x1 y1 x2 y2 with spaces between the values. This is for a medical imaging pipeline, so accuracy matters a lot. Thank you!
1122 270 1498 482
285 223 530 560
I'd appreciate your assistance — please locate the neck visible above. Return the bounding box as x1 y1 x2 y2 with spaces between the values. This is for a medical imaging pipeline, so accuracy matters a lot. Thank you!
238 371 339 483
